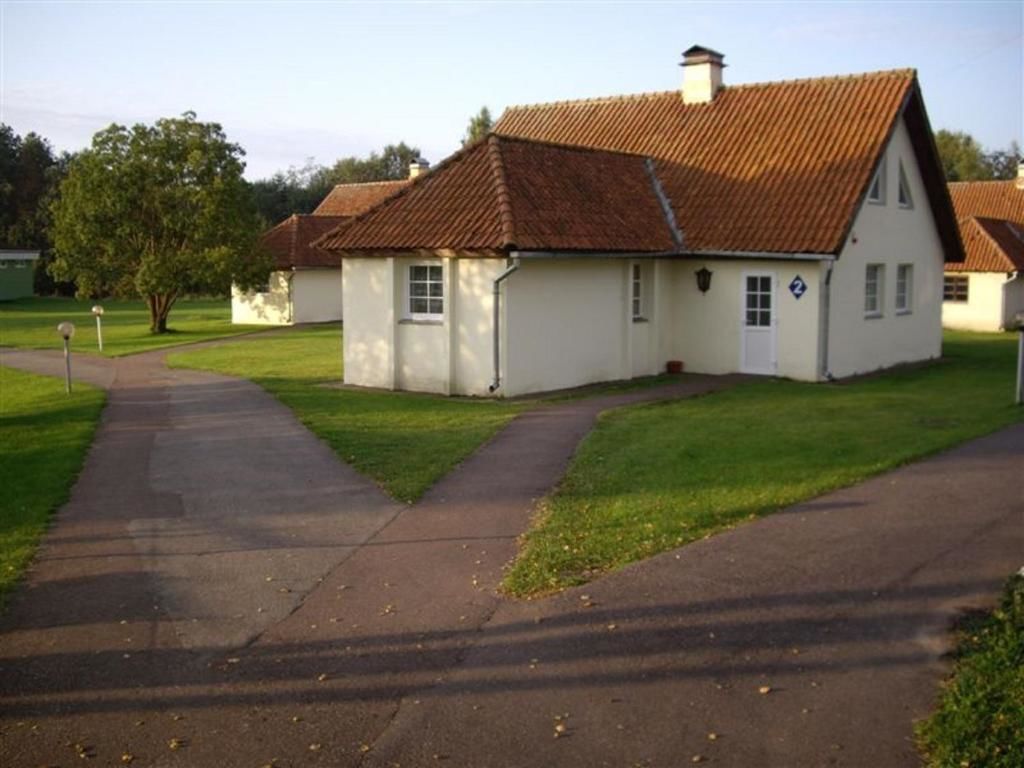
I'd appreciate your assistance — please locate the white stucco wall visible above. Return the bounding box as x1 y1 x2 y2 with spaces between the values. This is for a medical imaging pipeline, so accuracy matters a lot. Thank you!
231 271 291 325
942 272 1020 332
291 269 343 324
503 259 635 396
343 258 394 389
454 259 505 396
826 116 945 379
670 259 823 381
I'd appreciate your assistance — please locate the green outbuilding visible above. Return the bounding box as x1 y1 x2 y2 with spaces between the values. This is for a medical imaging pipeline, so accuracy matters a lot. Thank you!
0 250 39 300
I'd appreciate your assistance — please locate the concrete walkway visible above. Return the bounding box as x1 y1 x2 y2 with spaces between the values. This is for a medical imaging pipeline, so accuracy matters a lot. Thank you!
0 347 1020 767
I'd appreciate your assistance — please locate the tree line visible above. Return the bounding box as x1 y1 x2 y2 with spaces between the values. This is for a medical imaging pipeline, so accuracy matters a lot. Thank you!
0 107 1012 333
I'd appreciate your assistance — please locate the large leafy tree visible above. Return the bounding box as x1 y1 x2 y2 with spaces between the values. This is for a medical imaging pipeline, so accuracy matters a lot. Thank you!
50 112 268 332
462 106 493 146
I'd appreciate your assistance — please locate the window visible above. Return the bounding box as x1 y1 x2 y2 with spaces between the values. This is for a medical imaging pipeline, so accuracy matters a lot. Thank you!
631 263 643 320
867 153 886 204
745 275 772 327
897 160 913 209
408 263 444 319
895 264 913 313
943 274 969 303
864 264 884 316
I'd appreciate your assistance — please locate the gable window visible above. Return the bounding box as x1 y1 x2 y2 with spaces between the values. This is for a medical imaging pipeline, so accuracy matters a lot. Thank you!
408 263 444 320
895 264 913 313
867 153 886 205
897 160 913 209
943 274 969 303
864 264 884 317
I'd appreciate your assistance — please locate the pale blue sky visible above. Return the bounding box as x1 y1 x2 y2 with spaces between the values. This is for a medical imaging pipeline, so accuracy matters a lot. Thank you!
1 1 1021 180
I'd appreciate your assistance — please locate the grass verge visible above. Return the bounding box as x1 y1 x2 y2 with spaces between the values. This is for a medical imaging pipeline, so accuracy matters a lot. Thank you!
0 296 261 356
504 332 1023 596
167 325 525 501
916 573 1024 768
0 365 105 608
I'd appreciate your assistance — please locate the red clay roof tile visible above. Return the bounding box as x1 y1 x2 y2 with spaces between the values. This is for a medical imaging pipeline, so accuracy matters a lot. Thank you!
947 181 1024 272
260 215 347 269
316 135 678 253
313 180 410 216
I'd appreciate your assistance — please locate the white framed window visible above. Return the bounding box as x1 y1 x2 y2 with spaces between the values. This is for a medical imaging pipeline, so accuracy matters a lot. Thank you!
867 153 886 205
897 160 913 209
864 264 884 317
631 263 643 320
895 264 913 313
407 263 444 320
943 274 969 303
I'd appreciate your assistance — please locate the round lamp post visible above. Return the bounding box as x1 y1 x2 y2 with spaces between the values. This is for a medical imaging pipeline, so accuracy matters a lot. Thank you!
91 304 105 352
57 321 76 394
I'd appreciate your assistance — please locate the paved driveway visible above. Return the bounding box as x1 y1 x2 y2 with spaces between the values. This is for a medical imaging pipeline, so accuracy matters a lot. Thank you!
0 346 1020 767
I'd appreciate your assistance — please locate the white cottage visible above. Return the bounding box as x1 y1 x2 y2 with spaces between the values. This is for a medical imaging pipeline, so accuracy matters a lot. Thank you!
316 47 962 397
944 176 1024 332
232 180 410 325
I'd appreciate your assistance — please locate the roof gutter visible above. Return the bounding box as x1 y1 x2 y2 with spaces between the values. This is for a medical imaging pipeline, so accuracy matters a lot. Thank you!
488 254 521 394
682 250 837 262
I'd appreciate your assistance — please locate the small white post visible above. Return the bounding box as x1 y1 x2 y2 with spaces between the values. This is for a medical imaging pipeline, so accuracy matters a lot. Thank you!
92 304 104 352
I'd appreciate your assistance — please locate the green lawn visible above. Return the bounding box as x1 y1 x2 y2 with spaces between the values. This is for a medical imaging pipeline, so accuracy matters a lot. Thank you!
504 332 1024 596
0 366 105 607
167 325 526 501
916 573 1024 768
0 296 262 356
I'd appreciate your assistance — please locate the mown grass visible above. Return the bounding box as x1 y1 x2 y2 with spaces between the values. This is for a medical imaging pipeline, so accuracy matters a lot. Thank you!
0 366 105 608
916 573 1024 768
504 332 1023 596
167 324 526 501
0 296 261 356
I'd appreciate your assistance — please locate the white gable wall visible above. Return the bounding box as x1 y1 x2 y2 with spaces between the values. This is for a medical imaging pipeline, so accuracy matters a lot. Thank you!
343 257 395 389
231 271 291 325
827 115 944 378
291 269 343 324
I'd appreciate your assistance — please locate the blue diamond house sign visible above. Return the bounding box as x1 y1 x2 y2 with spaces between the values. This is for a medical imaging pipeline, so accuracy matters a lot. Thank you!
789 275 808 299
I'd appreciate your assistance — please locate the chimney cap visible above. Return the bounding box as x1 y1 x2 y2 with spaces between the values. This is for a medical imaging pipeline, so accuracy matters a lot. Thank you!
681 45 726 67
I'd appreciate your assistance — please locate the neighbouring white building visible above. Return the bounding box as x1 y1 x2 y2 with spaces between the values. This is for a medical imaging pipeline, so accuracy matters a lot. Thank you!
944 176 1024 332
231 179 412 325
315 46 963 396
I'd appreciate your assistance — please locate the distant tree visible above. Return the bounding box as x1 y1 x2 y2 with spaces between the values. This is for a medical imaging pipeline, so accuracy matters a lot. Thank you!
935 130 993 182
50 112 268 333
250 143 422 225
325 142 422 184
0 125 74 295
986 140 1021 181
462 106 493 146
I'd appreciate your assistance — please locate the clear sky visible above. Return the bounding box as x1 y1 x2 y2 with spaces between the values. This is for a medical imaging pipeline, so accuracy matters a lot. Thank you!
1 1 1021 180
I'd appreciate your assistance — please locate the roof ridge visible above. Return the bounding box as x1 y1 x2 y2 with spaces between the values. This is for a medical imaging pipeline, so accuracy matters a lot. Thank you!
502 68 916 114
486 136 517 249
948 179 1020 187
490 132 652 161
329 179 408 189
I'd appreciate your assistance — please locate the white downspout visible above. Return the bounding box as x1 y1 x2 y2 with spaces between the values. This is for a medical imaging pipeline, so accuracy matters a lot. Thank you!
286 270 296 324
821 260 835 381
488 255 521 393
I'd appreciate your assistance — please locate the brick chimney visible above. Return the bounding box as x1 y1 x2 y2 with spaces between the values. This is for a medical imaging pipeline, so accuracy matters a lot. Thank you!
681 45 725 105
409 158 430 179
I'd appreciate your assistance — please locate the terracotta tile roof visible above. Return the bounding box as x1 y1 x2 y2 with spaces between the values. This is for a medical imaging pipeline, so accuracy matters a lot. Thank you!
495 70 960 258
316 135 678 253
946 216 1024 273
946 181 1024 272
312 180 409 216
260 215 348 269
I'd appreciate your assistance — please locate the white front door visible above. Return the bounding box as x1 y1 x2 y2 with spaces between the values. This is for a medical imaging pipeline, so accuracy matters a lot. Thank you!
741 272 777 375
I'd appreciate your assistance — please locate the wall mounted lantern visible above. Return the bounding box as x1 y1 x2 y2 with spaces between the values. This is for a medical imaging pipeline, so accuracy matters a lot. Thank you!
695 267 713 293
